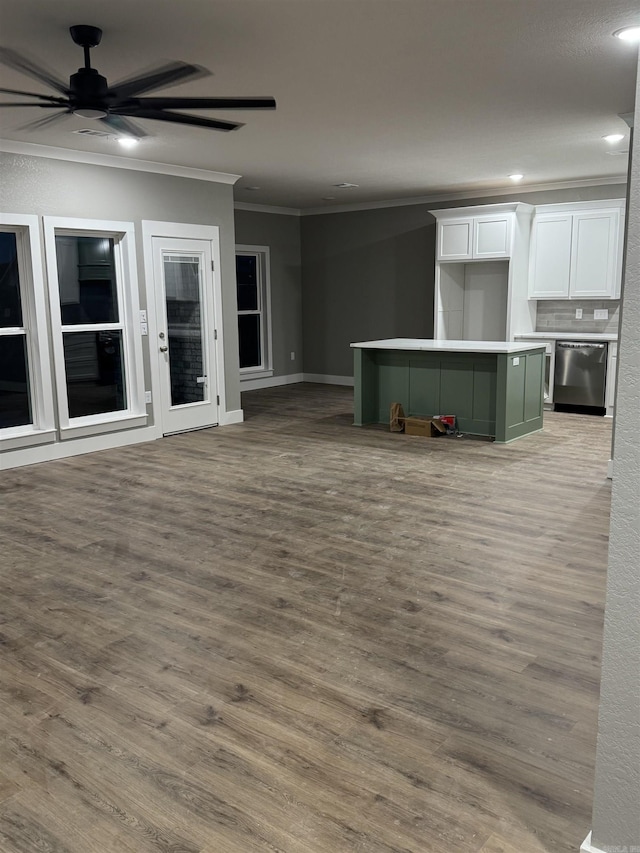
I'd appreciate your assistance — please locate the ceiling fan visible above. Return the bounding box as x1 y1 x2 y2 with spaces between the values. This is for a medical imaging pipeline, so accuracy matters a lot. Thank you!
0 24 276 138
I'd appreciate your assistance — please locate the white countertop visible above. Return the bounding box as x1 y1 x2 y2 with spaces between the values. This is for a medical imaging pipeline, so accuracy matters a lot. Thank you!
514 332 617 342
351 338 546 354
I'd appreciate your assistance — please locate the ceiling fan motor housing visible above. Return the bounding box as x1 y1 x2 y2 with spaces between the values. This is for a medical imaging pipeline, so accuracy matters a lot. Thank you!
70 68 108 116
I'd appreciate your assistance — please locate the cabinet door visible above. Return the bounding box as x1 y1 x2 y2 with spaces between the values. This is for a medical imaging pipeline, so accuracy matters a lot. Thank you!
605 342 618 411
473 215 511 259
438 219 473 260
613 213 625 299
528 215 572 299
570 211 619 298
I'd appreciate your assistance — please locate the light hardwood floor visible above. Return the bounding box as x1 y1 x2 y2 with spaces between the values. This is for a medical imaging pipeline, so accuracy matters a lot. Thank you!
0 384 612 852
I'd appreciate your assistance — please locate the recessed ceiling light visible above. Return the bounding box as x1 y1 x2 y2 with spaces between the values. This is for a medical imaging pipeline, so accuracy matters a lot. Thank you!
118 137 139 148
613 26 640 42
509 174 524 182
322 196 336 201
333 182 359 188
245 186 261 191
603 133 625 143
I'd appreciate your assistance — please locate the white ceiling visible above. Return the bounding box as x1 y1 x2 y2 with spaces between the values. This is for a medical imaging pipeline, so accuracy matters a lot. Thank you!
0 0 638 210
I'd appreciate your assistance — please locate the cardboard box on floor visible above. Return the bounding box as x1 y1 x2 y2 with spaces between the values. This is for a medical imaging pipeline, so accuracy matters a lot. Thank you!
404 416 448 437
389 404 456 437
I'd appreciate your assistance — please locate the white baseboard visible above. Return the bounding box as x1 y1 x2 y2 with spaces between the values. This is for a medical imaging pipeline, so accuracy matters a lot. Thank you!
238 372 354 392
219 408 244 426
0 425 158 471
240 372 304 391
303 373 354 387
581 831 605 853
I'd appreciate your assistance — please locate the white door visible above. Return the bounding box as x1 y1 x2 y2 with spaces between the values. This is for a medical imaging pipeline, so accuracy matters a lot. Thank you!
152 237 219 435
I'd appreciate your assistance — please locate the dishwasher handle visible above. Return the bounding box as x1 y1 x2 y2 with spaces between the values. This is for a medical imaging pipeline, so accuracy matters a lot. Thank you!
556 342 606 349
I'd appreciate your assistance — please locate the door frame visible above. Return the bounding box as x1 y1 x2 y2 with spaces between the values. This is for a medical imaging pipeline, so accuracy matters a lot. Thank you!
142 221 226 437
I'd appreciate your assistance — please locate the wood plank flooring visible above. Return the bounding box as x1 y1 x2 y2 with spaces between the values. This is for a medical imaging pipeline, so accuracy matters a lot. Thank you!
0 384 612 852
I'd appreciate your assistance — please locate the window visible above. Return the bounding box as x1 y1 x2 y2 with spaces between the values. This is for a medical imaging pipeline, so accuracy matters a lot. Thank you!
235 246 271 376
44 218 146 438
0 215 55 449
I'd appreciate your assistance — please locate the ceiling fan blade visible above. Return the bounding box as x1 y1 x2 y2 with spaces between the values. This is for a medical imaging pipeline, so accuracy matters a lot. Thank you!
121 96 277 110
0 102 70 107
18 110 72 131
114 108 242 132
0 87 68 103
108 62 210 100
0 47 69 95
98 113 149 139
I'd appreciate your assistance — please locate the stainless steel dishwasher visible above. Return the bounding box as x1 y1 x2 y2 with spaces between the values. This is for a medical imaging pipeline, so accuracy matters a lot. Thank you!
554 341 608 408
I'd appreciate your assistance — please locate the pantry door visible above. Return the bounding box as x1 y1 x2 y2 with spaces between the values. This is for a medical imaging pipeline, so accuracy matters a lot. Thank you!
152 236 219 435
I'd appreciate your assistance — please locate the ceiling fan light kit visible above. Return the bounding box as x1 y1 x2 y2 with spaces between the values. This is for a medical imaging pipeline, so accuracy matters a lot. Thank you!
0 24 276 139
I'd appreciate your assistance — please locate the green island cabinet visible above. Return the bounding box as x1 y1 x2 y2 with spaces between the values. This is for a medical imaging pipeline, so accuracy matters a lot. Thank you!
352 338 546 443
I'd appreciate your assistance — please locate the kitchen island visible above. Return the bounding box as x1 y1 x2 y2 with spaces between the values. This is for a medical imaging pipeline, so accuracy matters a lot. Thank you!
352 338 546 443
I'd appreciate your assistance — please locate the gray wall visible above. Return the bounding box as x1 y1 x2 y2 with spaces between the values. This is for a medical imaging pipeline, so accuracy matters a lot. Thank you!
300 184 627 377
0 151 241 420
301 204 434 377
234 209 303 378
591 53 640 851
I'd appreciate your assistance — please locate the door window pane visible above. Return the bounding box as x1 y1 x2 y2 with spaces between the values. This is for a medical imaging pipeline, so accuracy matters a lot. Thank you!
56 236 119 325
63 330 126 418
238 314 261 368
0 232 23 328
164 256 205 406
0 335 32 428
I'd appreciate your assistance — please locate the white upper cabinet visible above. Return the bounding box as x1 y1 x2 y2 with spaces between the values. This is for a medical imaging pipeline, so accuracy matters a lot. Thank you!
570 211 619 298
528 215 573 298
436 207 513 261
473 215 512 258
529 201 624 299
438 218 473 260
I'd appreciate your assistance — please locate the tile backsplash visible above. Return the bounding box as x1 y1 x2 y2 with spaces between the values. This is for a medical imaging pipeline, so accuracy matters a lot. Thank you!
535 300 620 334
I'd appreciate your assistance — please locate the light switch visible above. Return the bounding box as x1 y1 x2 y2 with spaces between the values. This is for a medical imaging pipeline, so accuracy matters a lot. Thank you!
139 309 147 323
575 308 583 319
594 309 609 320
513 357 520 366
144 391 152 404
140 322 148 335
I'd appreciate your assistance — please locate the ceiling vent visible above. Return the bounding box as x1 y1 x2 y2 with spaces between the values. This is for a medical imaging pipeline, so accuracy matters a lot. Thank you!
73 128 112 138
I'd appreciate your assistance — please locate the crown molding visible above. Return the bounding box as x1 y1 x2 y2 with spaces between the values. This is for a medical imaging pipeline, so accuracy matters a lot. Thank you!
620 111 634 128
299 175 628 216
1 140 627 213
234 201 301 216
0 140 241 185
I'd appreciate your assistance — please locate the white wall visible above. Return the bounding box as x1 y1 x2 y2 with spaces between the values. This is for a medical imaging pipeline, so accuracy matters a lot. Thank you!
588 52 640 853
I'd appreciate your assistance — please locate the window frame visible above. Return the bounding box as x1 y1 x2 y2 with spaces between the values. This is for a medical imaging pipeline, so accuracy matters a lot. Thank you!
0 213 56 451
235 245 272 379
43 217 146 440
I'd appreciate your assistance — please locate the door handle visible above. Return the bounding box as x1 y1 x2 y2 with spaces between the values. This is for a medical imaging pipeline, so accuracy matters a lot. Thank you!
159 346 168 353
